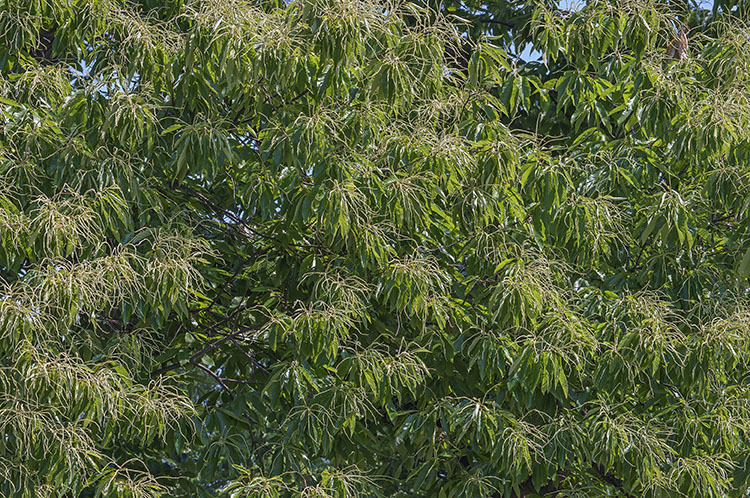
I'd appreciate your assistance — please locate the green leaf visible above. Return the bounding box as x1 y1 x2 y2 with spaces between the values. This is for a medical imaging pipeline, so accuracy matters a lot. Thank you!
739 247 750 278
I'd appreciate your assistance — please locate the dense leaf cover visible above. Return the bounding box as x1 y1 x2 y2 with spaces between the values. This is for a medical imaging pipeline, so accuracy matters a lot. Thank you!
2 0 750 496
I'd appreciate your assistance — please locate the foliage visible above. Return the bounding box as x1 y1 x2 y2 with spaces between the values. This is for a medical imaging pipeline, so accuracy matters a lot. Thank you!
2 0 750 497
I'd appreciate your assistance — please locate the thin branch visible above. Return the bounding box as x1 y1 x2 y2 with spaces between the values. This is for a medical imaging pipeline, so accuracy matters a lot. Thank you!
190 358 234 396
473 17 515 29
150 321 267 377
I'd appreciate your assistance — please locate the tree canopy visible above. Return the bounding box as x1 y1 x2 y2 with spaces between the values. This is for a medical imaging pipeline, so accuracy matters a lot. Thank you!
2 0 750 496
